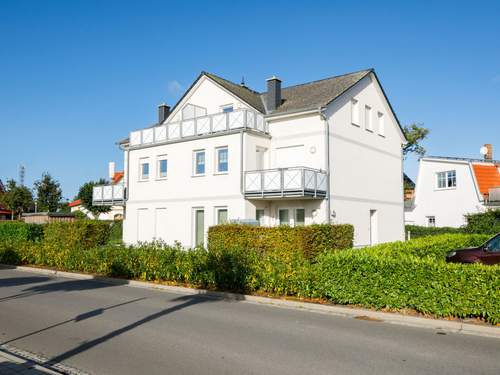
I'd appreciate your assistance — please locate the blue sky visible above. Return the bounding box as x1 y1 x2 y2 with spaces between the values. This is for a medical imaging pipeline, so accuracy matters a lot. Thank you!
1 0 499 199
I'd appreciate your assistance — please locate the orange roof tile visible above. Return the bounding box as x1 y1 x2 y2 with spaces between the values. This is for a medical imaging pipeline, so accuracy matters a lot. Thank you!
112 171 124 184
472 163 500 195
68 199 82 207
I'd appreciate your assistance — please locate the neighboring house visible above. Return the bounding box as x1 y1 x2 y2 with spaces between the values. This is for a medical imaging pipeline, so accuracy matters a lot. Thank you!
72 163 124 220
0 179 13 220
22 212 75 224
404 173 416 201
93 69 407 247
405 144 500 228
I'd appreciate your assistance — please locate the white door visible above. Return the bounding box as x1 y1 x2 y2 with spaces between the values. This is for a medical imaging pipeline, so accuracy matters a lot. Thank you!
154 208 168 242
370 209 378 246
137 208 153 243
275 145 305 168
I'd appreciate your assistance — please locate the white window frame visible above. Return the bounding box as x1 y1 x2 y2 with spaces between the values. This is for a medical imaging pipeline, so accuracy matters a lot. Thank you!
256 208 265 226
157 155 168 179
365 105 373 132
427 216 436 228
193 149 206 176
192 207 205 247
215 146 229 174
377 111 385 137
221 104 234 113
139 157 150 181
436 170 456 190
294 208 305 226
215 206 228 225
277 207 305 227
351 99 360 126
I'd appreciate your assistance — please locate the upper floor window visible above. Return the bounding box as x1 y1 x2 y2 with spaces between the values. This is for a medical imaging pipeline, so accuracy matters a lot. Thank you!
216 147 228 173
221 104 234 113
365 105 373 131
194 150 206 175
139 158 149 180
182 103 207 120
351 99 359 126
157 155 168 178
436 170 456 189
377 112 385 136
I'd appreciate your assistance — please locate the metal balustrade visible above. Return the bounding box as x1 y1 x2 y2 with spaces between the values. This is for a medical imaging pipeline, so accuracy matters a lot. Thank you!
244 167 327 198
92 184 126 206
129 109 267 148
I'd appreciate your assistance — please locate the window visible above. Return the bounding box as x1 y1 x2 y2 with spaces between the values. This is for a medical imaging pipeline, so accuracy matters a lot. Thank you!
193 150 205 175
194 209 205 246
377 112 385 136
295 208 305 226
436 170 456 189
182 103 207 120
256 209 265 226
351 99 359 126
365 105 372 131
157 156 168 178
221 104 234 113
278 209 290 226
139 158 149 180
485 235 500 252
216 147 228 173
427 216 436 228
216 207 228 224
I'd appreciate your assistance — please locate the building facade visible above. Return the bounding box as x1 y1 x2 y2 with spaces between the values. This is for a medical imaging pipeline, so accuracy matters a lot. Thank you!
405 145 500 228
94 69 407 247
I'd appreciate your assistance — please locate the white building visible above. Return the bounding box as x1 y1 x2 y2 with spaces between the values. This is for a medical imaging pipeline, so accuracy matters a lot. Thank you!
94 69 407 247
405 144 500 228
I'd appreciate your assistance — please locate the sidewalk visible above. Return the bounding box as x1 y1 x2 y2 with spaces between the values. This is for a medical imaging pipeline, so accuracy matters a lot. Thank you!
0 348 61 375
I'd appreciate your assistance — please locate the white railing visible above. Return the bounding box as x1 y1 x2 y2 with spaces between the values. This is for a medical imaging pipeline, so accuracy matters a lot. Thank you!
244 167 327 198
92 184 125 206
129 109 267 147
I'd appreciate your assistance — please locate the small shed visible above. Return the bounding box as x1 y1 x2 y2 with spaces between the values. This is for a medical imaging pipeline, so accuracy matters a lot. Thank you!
22 212 75 224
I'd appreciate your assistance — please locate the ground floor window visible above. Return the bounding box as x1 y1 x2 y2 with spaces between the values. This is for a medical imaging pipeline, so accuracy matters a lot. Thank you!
427 216 436 227
278 208 305 226
194 209 205 246
256 209 265 225
216 207 228 224
295 208 305 226
278 209 290 226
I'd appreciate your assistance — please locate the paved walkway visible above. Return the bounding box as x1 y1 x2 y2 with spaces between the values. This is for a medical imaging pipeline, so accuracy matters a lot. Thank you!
0 348 61 374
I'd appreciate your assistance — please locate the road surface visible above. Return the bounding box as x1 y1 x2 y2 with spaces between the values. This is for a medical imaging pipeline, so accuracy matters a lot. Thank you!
0 268 498 375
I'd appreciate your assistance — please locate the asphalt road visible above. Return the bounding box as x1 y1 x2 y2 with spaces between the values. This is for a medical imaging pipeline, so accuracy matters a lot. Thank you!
0 268 499 375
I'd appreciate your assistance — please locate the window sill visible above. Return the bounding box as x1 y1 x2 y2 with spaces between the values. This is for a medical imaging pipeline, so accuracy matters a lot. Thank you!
156 177 168 181
434 187 457 191
138 179 150 183
214 171 229 176
351 122 360 127
192 174 206 178
378 133 386 138
366 129 374 133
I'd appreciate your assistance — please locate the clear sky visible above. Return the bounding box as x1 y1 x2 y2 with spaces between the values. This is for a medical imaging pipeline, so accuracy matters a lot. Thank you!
1 0 499 199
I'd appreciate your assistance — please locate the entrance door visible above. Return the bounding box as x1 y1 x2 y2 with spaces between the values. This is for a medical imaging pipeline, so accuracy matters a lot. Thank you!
370 209 378 246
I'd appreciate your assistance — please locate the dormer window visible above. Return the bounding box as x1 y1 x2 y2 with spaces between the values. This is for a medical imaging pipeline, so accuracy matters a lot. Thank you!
436 170 456 189
221 104 234 113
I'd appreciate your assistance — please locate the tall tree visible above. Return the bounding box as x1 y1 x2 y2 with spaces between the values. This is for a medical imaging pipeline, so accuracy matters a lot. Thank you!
34 173 62 212
77 179 111 218
0 179 33 219
402 123 430 158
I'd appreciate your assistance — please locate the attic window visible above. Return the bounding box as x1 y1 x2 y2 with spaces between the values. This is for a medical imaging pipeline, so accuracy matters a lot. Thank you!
221 104 234 113
351 99 359 126
436 170 456 189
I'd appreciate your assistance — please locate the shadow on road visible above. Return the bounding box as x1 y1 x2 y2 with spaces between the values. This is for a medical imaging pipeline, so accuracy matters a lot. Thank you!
0 276 52 288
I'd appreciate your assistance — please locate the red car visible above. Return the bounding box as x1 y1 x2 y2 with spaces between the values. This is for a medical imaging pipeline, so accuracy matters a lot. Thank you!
446 233 500 265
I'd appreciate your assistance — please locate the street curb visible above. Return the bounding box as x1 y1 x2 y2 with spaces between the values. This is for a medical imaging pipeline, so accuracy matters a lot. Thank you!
2 264 500 340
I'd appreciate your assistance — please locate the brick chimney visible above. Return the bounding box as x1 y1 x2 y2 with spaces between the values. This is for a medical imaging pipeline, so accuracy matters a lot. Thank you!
484 144 493 160
266 76 282 112
158 103 171 124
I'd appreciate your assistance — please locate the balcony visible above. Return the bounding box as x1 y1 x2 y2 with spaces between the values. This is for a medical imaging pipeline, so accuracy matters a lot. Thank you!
244 167 327 199
92 184 126 206
129 109 267 148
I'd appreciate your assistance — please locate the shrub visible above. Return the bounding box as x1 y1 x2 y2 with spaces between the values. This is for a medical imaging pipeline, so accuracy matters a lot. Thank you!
43 221 111 250
108 220 123 245
0 222 44 244
207 224 354 261
405 225 463 239
464 210 500 235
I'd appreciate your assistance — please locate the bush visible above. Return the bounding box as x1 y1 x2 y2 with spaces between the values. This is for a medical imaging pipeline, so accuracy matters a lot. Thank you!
405 225 463 239
108 220 123 245
464 210 500 235
208 224 354 261
0 222 44 243
43 221 111 250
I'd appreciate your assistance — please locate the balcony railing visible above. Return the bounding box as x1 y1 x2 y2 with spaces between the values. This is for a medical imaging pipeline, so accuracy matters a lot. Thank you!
129 109 267 148
92 184 126 206
244 167 327 198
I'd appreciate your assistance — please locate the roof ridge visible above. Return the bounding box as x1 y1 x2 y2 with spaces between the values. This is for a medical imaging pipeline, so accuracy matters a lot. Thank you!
202 71 261 95
425 155 500 164
273 68 374 92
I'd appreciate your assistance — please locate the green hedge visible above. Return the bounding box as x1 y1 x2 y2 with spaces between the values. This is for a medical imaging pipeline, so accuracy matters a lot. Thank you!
405 225 463 239
0 222 45 243
43 221 111 250
464 210 500 235
208 224 354 260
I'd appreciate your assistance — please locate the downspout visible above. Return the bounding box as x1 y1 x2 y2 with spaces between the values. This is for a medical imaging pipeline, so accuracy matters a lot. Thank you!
319 107 331 224
240 130 244 195
118 143 130 220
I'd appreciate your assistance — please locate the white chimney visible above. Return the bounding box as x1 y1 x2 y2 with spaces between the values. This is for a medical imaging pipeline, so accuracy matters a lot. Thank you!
108 162 115 180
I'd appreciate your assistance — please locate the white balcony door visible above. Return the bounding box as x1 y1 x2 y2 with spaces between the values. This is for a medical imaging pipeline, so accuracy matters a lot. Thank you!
137 208 153 243
154 208 168 242
275 145 304 168
256 147 267 170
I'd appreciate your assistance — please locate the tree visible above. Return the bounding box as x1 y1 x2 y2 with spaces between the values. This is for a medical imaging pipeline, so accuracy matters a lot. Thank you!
402 123 430 158
77 179 111 218
0 179 34 219
34 173 62 212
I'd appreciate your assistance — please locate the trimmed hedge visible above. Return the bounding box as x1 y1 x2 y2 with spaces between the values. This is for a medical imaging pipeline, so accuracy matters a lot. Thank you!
208 224 354 260
0 222 44 243
464 210 500 235
1 230 499 324
405 225 463 239
43 221 111 250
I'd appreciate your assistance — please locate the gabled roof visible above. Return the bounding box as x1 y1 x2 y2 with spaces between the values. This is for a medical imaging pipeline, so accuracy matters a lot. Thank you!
68 199 82 208
261 69 372 114
471 163 500 196
112 171 124 184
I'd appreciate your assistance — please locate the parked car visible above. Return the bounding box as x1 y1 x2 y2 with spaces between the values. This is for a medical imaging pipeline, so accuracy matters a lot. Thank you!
446 233 500 265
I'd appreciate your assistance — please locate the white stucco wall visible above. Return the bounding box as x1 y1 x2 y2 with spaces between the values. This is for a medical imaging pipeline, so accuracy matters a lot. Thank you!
404 158 484 227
